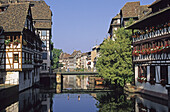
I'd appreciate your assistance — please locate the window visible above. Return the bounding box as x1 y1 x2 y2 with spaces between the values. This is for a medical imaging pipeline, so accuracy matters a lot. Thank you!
41 30 47 36
160 66 168 84
13 54 19 63
42 63 47 70
24 72 26 80
42 40 47 47
150 66 155 80
42 53 47 59
138 66 147 78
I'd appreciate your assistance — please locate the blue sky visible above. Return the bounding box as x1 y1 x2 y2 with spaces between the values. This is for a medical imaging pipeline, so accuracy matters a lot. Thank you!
45 0 155 54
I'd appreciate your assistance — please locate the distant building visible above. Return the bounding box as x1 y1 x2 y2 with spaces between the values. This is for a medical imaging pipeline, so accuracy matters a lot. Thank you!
108 1 150 40
80 53 88 69
59 52 70 71
0 3 42 91
91 46 100 72
68 50 81 71
86 51 92 71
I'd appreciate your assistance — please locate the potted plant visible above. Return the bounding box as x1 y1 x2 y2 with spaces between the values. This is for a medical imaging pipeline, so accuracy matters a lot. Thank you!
157 46 164 52
5 39 11 46
137 76 147 83
150 48 157 54
160 79 166 87
14 39 20 45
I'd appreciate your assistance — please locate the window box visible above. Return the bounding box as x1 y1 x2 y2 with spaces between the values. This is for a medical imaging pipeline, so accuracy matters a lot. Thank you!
5 39 11 46
13 39 20 45
137 75 147 83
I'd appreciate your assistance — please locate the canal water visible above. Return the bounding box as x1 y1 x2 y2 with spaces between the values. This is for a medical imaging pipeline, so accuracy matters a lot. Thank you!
0 75 169 112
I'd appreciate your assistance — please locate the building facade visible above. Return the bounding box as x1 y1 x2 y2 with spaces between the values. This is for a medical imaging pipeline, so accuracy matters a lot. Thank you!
0 3 42 91
59 52 70 71
68 50 81 71
108 1 150 40
80 53 88 69
91 46 100 72
127 0 170 97
29 1 53 74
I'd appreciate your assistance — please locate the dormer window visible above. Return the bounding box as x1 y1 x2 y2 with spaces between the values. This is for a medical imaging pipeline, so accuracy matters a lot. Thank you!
143 11 147 15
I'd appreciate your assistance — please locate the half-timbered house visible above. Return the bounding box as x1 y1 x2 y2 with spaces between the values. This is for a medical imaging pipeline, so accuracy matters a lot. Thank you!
0 3 43 91
127 0 170 98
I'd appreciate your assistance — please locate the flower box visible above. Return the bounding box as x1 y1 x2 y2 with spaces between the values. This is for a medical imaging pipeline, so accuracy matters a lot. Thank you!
13 39 20 45
5 39 11 46
137 76 147 83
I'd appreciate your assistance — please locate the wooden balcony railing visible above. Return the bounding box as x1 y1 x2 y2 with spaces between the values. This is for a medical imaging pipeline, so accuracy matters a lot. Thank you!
133 26 170 43
133 52 170 62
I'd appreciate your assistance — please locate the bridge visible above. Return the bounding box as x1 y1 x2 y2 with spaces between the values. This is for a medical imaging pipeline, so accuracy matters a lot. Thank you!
40 72 98 78
56 72 98 75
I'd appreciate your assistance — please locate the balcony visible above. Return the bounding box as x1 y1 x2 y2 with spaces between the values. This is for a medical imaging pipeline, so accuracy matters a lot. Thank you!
132 26 170 43
133 49 170 63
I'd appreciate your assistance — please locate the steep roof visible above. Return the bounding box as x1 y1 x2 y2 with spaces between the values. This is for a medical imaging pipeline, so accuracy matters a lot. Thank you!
81 53 88 57
126 6 170 29
34 20 51 29
70 50 81 57
121 1 140 18
113 13 120 19
29 1 51 20
0 3 29 32
137 5 151 19
60 52 71 59
0 0 52 29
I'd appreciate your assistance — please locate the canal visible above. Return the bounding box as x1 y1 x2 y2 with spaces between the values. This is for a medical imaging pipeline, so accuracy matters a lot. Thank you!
0 75 169 112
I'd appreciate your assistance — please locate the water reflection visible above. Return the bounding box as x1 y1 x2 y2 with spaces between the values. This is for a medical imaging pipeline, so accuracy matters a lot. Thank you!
62 75 105 91
1 75 170 112
135 94 169 112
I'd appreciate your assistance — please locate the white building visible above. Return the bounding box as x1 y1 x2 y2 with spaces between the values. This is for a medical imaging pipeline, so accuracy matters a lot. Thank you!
0 3 42 91
127 0 170 99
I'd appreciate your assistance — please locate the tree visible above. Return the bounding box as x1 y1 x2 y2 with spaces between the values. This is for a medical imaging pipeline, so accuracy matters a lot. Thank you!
52 48 62 69
96 27 133 87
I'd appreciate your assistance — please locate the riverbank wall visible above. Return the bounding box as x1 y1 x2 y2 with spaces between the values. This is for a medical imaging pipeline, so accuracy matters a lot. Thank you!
125 85 168 100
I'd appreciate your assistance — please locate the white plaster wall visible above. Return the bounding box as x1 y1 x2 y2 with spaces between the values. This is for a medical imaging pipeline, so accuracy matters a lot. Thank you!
136 82 167 94
5 72 19 84
135 65 138 85
135 65 168 95
19 71 33 91
155 66 160 83
147 66 150 81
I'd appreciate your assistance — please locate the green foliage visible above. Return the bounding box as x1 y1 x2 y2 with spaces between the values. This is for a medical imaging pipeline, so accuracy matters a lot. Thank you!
96 92 134 112
5 39 11 45
52 48 63 69
96 27 133 87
